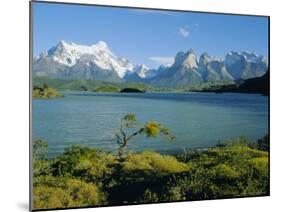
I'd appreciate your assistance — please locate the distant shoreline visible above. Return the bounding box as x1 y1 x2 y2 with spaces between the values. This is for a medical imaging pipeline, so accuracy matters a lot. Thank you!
32 74 269 96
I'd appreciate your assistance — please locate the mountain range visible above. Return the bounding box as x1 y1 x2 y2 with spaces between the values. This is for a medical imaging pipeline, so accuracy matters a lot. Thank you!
33 40 268 87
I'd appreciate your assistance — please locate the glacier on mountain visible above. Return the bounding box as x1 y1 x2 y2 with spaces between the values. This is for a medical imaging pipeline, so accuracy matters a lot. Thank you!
34 40 134 79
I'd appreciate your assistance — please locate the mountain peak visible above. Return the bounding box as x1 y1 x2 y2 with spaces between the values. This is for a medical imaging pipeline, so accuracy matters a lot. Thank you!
54 40 109 52
201 52 210 58
187 48 195 55
133 64 150 78
226 51 264 63
136 64 149 69
174 49 197 69
95 41 108 49
199 53 212 65
59 39 67 44
175 51 185 60
56 40 69 48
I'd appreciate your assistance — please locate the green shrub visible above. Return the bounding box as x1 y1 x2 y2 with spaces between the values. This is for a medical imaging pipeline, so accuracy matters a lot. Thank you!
33 178 107 210
209 164 240 181
52 145 92 176
139 189 159 203
122 151 190 175
33 186 73 209
249 157 268 176
73 151 117 181
66 179 107 207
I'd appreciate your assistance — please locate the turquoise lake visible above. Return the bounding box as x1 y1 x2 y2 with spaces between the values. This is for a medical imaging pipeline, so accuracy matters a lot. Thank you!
32 92 268 157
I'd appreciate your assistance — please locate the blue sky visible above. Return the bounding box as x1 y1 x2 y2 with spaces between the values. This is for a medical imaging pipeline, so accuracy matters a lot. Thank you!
33 2 269 68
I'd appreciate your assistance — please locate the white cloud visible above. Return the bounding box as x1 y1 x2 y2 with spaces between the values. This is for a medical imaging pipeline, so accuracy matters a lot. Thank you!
179 26 189 37
149 56 174 65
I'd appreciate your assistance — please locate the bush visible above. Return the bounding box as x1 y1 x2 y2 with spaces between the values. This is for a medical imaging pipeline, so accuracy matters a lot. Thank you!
138 189 159 203
33 186 72 209
52 145 92 176
33 178 107 210
122 151 190 175
209 164 240 182
66 179 107 207
52 145 117 181
73 151 117 181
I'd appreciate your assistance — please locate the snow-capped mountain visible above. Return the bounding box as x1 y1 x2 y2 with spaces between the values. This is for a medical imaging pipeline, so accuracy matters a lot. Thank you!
123 64 151 83
33 41 268 87
149 49 203 87
224 51 268 80
150 49 268 87
134 64 152 78
198 53 234 81
33 40 134 80
134 64 166 79
124 64 168 82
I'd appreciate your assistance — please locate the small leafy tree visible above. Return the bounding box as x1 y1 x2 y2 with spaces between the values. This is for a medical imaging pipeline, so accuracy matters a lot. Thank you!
114 114 175 156
33 139 48 160
43 83 49 89
33 139 52 182
257 134 269 151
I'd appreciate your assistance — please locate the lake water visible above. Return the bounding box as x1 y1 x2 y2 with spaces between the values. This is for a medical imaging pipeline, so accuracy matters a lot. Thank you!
32 92 268 157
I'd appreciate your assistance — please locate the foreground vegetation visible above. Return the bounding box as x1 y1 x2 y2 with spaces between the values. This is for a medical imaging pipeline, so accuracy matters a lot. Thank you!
33 135 269 210
33 84 62 99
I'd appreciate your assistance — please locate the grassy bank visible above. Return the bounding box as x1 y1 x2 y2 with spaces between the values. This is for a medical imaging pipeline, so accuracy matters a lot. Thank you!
33 84 62 99
33 77 236 93
33 77 158 93
33 135 269 210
